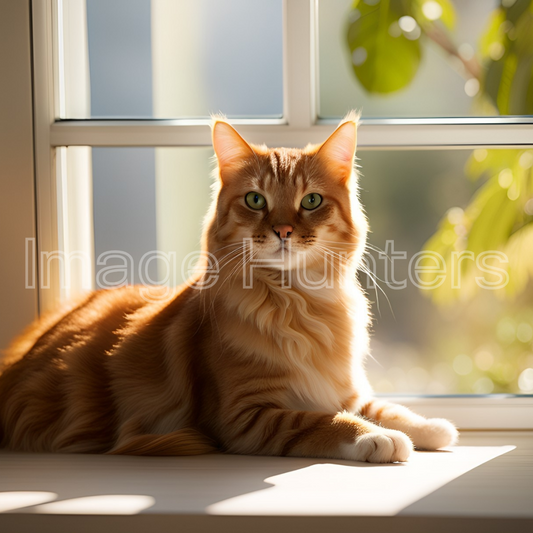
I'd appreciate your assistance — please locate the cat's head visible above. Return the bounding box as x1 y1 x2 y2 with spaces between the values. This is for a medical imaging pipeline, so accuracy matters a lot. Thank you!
205 113 367 275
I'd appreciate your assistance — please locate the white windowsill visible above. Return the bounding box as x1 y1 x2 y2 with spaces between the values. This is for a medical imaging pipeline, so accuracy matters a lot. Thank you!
379 395 533 430
0 431 531 533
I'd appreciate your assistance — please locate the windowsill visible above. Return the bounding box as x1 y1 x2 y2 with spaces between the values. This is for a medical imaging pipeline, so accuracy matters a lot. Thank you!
0 431 531 533
378 395 533 430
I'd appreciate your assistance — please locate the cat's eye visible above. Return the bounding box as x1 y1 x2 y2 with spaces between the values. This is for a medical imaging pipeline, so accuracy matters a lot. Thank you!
245 192 267 210
301 193 323 210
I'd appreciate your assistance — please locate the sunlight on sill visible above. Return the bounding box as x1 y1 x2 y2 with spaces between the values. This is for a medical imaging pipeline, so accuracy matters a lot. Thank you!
0 444 517 517
32 495 155 515
0 492 57 513
206 446 514 516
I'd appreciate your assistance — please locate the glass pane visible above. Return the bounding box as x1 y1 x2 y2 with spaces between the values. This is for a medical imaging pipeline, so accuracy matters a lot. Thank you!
60 0 283 118
91 147 214 286
58 146 533 395
318 0 533 118
358 148 533 395
57 146 214 293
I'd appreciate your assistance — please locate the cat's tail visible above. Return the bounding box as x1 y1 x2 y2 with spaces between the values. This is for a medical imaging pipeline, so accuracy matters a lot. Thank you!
107 428 218 456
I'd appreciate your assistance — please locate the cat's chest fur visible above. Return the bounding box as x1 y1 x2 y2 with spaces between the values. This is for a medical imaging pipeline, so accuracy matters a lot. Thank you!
219 276 369 413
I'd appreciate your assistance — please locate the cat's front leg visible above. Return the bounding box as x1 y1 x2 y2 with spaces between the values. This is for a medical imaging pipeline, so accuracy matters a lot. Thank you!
219 407 413 463
360 399 459 450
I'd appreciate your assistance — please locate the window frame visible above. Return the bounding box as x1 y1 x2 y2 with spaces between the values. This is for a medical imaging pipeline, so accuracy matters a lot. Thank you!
31 0 533 428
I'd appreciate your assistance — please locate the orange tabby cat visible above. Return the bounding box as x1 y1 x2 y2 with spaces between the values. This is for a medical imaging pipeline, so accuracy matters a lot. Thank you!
0 114 457 462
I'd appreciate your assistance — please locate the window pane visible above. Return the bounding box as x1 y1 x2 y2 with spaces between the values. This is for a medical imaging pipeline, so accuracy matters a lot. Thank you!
358 148 533 395
91 147 213 286
57 146 213 293
318 0 533 118
60 0 283 118
58 147 533 395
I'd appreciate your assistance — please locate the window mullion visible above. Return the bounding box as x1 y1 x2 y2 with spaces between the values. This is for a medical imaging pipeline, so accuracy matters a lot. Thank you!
284 0 315 128
33 0 62 314
50 120 533 149
356 122 533 149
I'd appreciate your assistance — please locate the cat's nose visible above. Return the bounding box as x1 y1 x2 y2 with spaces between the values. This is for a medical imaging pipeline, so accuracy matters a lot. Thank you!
273 225 293 240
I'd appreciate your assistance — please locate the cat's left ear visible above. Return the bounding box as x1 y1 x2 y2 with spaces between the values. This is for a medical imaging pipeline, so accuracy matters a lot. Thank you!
315 114 358 182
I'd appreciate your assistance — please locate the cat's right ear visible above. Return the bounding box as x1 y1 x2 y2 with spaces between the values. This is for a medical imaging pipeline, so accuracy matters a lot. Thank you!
212 119 254 180
314 113 358 183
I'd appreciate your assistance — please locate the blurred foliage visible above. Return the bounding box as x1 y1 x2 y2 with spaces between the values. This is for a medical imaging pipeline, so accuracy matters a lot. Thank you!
421 148 533 303
347 0 456 93
346 0 533 301
419 1 533 303
345 0 533 393
480 0 533 114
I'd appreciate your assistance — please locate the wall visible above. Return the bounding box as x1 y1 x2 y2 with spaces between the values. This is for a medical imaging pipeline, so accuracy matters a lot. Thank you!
0 0 38 351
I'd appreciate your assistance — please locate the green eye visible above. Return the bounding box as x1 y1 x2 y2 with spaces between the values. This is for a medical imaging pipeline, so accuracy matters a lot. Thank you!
245 192 267 210
301 193 322 210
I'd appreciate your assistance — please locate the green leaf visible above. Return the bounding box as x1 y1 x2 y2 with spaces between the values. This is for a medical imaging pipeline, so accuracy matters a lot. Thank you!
479 1 533 115
465 149 520 181
411 0 456 30
504 0 531 25
466 177 518 257
497 53 518 115
478 8 505 58
434 0 456 29
419 149 533 304
504 222 533 294
346 0 421 94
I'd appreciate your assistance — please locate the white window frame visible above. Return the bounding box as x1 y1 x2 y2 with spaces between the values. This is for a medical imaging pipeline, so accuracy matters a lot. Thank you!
31 0 533 429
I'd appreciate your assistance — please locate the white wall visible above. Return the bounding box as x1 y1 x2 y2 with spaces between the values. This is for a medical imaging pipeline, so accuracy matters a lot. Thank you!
0 0 39 351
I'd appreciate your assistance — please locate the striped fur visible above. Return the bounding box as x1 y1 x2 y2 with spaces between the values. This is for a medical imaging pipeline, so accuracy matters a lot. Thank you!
0 115 457 462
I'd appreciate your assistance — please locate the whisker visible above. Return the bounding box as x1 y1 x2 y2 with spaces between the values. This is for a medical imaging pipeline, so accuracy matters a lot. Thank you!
211 241 245 254
312 243 353 262
365 243 391 262
359 265 395 319
216 246 246 267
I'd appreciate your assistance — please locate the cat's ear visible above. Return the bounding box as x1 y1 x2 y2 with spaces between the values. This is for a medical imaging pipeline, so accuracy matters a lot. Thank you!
315 113 358 182
212 118 254 179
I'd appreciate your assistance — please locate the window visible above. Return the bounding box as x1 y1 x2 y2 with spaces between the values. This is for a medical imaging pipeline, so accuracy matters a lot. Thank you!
60 0 283 118
319 0 507 118
358 149 533 396
32 0 533 426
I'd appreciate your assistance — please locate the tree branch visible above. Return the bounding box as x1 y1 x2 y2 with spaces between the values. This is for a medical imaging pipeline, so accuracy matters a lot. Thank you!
424 24 482 81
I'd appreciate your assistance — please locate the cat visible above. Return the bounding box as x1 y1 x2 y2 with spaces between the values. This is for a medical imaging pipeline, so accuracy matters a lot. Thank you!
0 113 458 462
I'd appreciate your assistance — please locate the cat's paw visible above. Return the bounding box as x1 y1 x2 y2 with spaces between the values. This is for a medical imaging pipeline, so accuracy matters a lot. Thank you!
342 429 413 463
412 418 459 450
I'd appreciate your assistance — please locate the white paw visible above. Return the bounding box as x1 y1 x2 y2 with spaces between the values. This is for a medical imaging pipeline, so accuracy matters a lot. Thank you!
412 418 459 450
342 429 413 463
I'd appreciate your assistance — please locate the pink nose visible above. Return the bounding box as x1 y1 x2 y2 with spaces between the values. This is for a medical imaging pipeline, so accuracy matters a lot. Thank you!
273 225 294 240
